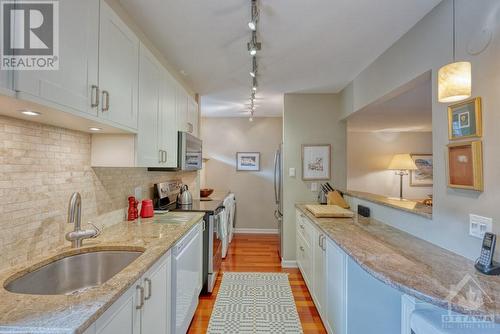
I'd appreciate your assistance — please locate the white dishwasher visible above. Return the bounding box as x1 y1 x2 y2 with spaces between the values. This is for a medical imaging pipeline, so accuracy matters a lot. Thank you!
171 222 203 334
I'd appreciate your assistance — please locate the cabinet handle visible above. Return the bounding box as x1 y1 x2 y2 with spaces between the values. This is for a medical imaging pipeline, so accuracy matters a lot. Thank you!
299 224 304 229
144 278 152 300
162 150 167 163
299 246 304 252
159 150 163 163
102 90 110 112
136 285 144 309
321 235 326 251
202 220 206 231
187 122 193 133
319 234 322 248
91 85 99 108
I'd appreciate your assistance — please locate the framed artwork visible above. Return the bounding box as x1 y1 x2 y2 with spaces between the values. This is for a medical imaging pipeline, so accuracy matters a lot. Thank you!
410 154 433 187
302 144 331 180
448 97 482 140
236 152 260 171
447 140 483 191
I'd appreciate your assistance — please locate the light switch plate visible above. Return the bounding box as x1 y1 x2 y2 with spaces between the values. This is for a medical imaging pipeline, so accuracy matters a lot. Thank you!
289 168 296 177
469 214 493 239
311 182 318 192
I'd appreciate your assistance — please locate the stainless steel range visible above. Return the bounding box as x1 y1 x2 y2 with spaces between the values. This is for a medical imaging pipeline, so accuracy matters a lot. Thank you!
153 180 224 293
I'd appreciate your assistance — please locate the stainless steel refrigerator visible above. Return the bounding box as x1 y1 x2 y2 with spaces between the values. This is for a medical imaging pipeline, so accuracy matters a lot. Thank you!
274 144 284 258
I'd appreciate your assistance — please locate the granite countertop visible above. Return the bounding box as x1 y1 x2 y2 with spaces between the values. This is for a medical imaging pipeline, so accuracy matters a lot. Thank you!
0 211 205 334
296 204 500 321
343 190 433 219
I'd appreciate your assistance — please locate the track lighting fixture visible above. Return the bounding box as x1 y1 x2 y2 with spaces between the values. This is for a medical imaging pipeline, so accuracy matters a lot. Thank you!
247 31 261 56
250 56 257 77
246 0 261 118
248 0 258 31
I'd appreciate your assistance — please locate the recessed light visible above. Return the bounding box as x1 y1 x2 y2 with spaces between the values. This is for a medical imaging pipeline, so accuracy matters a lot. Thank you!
89 127 102 132
20 110 41 116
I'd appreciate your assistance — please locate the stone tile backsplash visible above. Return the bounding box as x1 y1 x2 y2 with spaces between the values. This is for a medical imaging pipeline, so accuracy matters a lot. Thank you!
0 116 197 269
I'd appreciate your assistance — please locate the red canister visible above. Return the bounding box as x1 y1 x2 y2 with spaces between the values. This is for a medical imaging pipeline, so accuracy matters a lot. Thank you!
140 199 154 218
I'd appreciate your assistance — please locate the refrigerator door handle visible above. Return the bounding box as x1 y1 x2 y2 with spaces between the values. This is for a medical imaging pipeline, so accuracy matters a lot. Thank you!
274 150 279 204
277 148 282 206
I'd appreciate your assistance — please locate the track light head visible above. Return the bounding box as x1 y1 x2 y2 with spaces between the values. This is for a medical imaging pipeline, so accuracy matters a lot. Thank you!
248 0 259 31
250 56 257 77
247 31 261 56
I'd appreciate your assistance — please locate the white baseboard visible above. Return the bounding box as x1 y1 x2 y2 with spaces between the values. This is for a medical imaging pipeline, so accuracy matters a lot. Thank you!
233 228 278 234
281 260 298 268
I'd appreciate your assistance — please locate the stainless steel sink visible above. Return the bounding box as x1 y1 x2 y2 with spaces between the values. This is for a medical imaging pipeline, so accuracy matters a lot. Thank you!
5 250 143 295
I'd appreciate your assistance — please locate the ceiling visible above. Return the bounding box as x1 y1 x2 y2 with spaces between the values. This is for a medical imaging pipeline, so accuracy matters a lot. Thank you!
118 0 441 118
347 77 432 132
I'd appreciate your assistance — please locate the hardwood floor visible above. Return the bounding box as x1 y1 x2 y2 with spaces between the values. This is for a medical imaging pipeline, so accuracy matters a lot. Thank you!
187 234 327 333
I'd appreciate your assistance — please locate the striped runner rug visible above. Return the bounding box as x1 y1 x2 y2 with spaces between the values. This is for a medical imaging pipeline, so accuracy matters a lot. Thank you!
207 272 303 334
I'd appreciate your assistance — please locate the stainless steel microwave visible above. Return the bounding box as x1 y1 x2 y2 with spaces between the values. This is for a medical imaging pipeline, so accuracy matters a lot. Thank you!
178 132 202 171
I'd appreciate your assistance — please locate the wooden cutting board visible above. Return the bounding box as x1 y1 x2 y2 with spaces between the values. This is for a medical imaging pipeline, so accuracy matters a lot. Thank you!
305 204 354 218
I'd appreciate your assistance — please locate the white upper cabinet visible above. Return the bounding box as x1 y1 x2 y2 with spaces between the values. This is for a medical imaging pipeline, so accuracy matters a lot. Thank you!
187 96 199 136
14 0 99 116
137 45 178 168
176 85 188 133
137 45 161 167
160 71 179 167
99 0 139 130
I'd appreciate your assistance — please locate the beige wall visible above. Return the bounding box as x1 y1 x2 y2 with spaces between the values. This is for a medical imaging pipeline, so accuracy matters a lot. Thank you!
347 131 433 199
339 0 500 260
201 117 282 231
0 116 196 270
282 94 346 262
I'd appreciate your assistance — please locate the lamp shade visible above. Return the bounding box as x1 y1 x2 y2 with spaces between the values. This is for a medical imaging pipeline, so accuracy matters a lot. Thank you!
388 154 418 171
438 61 472 103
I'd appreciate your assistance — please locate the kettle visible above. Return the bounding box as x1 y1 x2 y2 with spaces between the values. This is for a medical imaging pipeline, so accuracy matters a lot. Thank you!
177 184 193 206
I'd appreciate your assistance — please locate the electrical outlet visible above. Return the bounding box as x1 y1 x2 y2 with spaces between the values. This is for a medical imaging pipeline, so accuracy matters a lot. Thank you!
469 214 493 239
289 168 296 177
134 186 142 200
311 182 318 192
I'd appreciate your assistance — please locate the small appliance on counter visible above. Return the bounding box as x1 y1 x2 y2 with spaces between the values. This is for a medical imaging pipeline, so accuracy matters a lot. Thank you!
177 184 193 207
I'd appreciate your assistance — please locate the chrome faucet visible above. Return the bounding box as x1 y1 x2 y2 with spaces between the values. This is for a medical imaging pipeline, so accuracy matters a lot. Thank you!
66 192 100 248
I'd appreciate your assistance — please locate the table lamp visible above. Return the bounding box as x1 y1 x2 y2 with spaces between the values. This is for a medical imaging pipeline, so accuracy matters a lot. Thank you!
388 154 418 199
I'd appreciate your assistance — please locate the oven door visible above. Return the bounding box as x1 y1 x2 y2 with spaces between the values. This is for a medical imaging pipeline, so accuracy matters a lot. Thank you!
179 132 202 171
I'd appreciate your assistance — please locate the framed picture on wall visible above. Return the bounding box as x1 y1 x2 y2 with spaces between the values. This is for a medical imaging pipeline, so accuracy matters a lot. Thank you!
448 97 482 140
410 154 433 187
236 152 260 171
302 144 331 180
447 140 483 191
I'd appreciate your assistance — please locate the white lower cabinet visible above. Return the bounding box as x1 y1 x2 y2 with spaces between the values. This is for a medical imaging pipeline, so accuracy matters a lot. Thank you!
296 210 347 334
87 250 171 334
325 238 347 334
312 229 327 321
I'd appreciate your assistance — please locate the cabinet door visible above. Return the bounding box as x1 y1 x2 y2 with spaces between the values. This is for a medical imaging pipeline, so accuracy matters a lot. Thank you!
176 85 188 132
296 233 312 289
141 253 171 334
137 45 161 167
14 0 99 116
159 71 178 167
99 1 139 130
326 238 347 334
312 231 326 320
96 282 140 334
187 97 198 136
